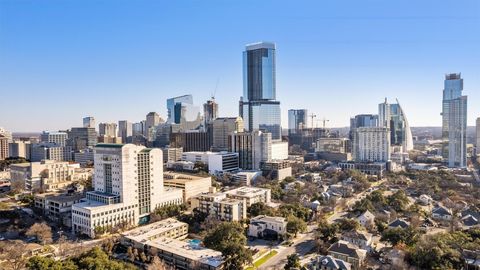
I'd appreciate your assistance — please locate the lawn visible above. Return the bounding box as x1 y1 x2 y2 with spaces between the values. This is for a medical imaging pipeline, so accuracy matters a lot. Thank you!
245 250 278 270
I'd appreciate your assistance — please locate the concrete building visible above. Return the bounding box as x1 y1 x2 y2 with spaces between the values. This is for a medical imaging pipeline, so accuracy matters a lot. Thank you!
0 135 9 160
224 186 271 207
166 160 196 172
83 117 95 129
145 112 163 140
161 146 183 163
232 170 262 186
271 140 288 160
191 192 247 222
34 192 84 227
30 143 71 162
72 144 183 238
170 131 212 152
163 172 212 202
10 160 90 191
74 148 94 166
352 127 390 163
442 73 467 167
118 120 133 143
9 140 31 158
166 95 202 130
181 151 239 175
203 98 219 126
67 127 97 151
248 215 287 239
40 131 68 147
316 138 349 153
239 42 281 140
97 135 122 144
120 218 188 249
144 237 223 270
228 130 272 170
338 162 386 178
212 117 244 151
98 123 118 137
288 109 308 134
261 160 292 180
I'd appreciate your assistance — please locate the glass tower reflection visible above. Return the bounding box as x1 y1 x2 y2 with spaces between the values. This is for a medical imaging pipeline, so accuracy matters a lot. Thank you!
240 42 281 140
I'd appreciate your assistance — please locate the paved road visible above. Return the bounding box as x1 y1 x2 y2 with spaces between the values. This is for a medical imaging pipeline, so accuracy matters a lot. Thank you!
259 225 316 270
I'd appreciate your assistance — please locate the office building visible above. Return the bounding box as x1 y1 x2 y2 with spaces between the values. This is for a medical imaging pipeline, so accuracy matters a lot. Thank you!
72 144 183 237
97 135 122 144
74 148 94 166
228 131 272 170
288 109 308 134
316 138 349 153
260 160 292 180
191 192 247 222
34 192 84 227
30 143 71 162
231 170 262 186
353 127 390 163
239 42 281 140
118 120 133 143
170 131 212 152
98 123 117 137
271 140 288 160
9 140 31 158
132 121 145 137
83 117 95 129
338 162 386 178
67 127 97 151
145 112 163 139
40 131 68 147
161 146 183 163
0 127 12 142
167 95 202 130
163 172 212 202
288 128 330 152
442 73 467 167
10 160 90 191
181 151 239 175
0 135 8 160
378 98 413 151
203 98 219 125
212 117 244 151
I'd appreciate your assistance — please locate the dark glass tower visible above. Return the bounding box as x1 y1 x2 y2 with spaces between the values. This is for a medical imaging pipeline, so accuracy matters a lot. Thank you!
240 42 281 140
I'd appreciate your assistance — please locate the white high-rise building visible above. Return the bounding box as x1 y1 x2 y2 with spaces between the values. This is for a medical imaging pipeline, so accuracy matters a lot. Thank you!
72 144 183 237
40 131 68 147
118 120 133 143
378 98 413 152
442 73 467 167
353 127 390 163
98 123 118 137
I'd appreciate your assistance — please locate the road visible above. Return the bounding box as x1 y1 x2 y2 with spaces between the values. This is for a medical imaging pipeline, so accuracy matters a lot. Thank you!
258 225 316 270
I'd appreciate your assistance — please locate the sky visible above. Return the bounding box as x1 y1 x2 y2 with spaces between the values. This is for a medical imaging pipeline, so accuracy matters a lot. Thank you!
0 0 479 132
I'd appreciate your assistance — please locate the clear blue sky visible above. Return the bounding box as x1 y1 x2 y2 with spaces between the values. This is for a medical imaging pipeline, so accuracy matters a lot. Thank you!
1 0 479 132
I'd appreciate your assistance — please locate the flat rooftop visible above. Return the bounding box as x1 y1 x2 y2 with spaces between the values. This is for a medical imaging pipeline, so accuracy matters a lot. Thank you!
224 186 269 197
122 218 187 243
35 192 84 203
251 215 286 224
164 172 211 183
147 237 223 268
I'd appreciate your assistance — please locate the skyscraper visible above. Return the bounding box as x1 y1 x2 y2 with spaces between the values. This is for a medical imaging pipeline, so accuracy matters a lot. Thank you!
166 95 202 130
203 98 219 125
349 114 379 141
288 109 308 134
442 73 467 167
212 117 244 151
378 99 413 151
239 42 281 140
98 123 118 137
228 131 272 170
353 127 391 163
118 120 133 143
40 131 68 147
83 117 95 129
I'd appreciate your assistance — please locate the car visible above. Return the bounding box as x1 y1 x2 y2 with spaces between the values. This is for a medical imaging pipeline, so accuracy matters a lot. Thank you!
0 236 5 240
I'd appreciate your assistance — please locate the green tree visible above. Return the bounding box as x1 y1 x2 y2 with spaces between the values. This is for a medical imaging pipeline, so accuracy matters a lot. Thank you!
381 227 419 246
286 215 307 237
387 190 410 212
337 218 360 232
248 202 275 217
316 220 338 243
204 222 253 270
284 254 301 270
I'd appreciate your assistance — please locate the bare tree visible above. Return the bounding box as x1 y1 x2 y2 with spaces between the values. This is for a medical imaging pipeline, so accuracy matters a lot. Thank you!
0 240 27 270
147 256 174 270
26 222 53 244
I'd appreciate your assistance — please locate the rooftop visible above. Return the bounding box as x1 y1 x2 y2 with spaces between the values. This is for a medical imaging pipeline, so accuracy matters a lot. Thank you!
35 192 84 203
95 143 124 148
246 41 276 51
251 215 286 224
122 218 187 243
147 237 223 268
164 172 210 183
224 186 269 197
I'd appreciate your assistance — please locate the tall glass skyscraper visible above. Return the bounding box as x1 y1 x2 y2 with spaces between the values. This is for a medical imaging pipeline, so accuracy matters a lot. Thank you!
239 42 281 140
288 109 308 134
166 94 202 130
378 98 413 151
442 73 467 167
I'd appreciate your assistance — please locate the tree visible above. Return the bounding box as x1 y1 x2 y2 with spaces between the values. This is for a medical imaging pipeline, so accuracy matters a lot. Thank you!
0 240 28 270
204 222 253 270
26 222 52 244
248 202 275 217
77 246 137 270
387 190 410 212
26 256 77 270
287 215 307 237
147 256 174 270
337 218 360 232
381 227 418 246
316 220 338 244
284 254 301 270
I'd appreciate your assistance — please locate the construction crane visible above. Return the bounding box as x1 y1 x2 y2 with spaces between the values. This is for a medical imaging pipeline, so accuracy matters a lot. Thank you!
309 113 317 129
319 117 330 128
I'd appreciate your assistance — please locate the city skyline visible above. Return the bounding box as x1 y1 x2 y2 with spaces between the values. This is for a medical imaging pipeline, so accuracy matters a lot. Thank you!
1 0 479 132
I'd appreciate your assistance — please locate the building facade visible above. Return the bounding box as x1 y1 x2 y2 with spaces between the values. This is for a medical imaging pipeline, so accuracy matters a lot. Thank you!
352 127 390 163
83 117 95 129
378 98 413 151
288 109 308 134
40 131 68 147
98 123 118 137
228 131 272 170
181 151 239 175
239 42 281 140
212 117 244 151
442 73 467 167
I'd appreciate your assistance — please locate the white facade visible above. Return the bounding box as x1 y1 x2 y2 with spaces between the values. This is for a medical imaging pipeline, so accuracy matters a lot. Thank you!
72 144 183 238
271 141 288 160
353 127 390 163
181 151 239 175
248 215 287 238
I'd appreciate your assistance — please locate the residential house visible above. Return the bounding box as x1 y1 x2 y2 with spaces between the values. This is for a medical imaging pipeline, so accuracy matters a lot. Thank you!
328 240 367 270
